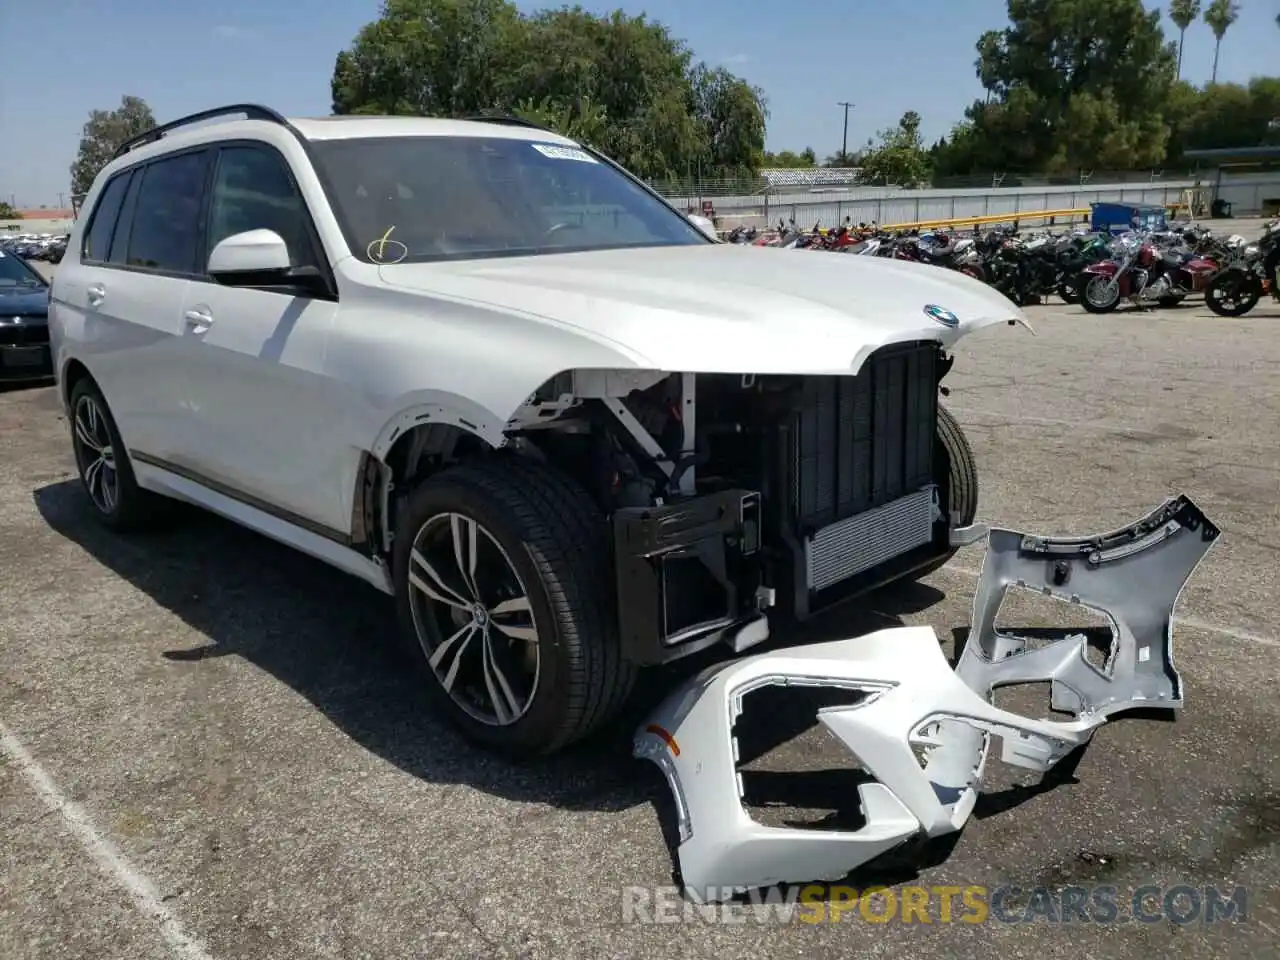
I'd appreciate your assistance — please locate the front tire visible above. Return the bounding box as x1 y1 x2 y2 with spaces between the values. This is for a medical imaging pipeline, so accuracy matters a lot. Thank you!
68 378 168 531
392 456 635 757
915 405 979 579
1081 273 1121 313
1204 269 1261 317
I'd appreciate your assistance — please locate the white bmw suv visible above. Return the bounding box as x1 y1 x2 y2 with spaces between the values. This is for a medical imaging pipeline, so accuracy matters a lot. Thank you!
49 104 1026 756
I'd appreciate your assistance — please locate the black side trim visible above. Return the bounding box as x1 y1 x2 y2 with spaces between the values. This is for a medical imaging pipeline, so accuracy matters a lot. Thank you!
131 451 352 547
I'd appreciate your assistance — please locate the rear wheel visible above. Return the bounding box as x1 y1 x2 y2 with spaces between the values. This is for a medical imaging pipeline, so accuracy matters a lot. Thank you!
392 456 635 757
1057 276 1081 304
68 378 170 531
914 405 979 579
1204 269 1261 317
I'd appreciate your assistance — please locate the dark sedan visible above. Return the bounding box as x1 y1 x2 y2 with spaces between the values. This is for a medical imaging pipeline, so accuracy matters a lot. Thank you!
0 251 52 382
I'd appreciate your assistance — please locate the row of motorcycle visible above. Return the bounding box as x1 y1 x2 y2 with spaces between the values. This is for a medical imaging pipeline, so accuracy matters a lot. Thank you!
724 218 1280 318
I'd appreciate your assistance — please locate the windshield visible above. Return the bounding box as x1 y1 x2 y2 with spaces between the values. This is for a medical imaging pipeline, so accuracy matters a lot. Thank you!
309 135 710 264
0 251 47 291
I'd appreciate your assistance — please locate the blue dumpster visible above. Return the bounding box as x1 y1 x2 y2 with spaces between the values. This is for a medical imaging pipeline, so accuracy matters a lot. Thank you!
1090 201 1167 234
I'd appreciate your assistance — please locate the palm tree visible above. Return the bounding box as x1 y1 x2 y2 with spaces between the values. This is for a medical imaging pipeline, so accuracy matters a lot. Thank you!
1169 0 1202 78
1203 0 1240 83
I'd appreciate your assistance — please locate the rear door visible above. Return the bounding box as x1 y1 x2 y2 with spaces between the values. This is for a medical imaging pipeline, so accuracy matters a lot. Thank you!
54 149 212 461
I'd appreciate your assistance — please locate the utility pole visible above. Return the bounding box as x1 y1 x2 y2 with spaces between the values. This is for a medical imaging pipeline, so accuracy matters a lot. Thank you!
838 102 854 164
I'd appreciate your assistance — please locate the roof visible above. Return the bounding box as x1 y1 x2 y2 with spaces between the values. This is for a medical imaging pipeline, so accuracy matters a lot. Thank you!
1183 145 1280 162
287 116 576 144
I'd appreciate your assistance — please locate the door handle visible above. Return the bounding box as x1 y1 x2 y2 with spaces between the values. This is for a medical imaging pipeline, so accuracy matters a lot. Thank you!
87 284 106 306
183 308 214 334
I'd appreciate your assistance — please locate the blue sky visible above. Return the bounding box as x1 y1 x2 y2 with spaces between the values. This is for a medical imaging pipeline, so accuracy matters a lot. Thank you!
2 0 1277 206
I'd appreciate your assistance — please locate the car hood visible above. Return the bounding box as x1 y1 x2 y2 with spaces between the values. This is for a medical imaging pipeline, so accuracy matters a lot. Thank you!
0 287 50 318
376 244 1027 374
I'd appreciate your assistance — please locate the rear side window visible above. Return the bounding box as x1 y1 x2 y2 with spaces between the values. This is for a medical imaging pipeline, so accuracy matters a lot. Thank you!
126 151 211 274
108 171 145 265
81 172 131 263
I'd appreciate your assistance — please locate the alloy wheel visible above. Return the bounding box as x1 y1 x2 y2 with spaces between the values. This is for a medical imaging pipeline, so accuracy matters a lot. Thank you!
1085 276 1119 308
407 512 541 726
72 395 118 514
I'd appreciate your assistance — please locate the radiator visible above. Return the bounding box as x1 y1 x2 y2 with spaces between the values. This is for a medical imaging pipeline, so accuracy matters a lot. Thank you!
805 485 938 591
789 343 938 531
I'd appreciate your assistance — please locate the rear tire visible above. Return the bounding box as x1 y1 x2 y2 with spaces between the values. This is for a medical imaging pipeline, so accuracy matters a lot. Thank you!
68 378 171 532
392 456 635 757
914 405 979 579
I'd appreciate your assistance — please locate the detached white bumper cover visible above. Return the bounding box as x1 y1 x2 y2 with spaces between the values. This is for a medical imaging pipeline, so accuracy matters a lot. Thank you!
634 496 1220 903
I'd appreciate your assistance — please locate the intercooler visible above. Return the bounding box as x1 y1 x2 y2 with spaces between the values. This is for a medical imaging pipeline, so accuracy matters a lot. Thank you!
786 342 940 592
805 485 938 590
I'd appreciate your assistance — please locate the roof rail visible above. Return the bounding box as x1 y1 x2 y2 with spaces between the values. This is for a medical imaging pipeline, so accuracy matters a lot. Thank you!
111 103 291 160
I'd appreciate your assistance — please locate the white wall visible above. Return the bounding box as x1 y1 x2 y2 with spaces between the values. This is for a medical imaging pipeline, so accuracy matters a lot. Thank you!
1 218 75 235
1214 171 1280 216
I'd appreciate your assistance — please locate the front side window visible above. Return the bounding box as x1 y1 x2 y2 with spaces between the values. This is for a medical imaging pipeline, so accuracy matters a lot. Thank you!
126 151 211 274
208 146 314 267
309 135 709 264
81 171 131 263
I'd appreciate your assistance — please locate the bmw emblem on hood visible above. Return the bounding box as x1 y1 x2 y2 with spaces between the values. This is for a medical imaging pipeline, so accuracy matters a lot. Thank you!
924 304 959 328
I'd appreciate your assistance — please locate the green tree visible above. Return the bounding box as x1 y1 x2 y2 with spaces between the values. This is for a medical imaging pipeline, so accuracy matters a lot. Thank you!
1166 77 1280 160
331 0 523 116
762 147 818 168
331 0 767 180
859 111 932 186
69 95 155 199
0 201 21 219
1169 0 1202 79
1203 0 1240 83
934 0 1177 175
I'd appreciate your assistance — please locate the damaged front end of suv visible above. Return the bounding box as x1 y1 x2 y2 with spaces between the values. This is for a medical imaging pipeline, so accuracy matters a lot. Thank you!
509 339 986 669
634 496 1220 901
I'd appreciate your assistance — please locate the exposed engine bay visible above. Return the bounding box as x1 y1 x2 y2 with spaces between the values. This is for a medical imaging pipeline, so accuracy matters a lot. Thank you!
507 342 960 665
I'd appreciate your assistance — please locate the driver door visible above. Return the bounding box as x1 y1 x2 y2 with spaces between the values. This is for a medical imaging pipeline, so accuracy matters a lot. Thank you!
175 142 349 536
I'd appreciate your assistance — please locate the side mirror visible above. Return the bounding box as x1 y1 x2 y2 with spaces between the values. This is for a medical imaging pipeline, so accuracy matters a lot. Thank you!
687 213 719 240
208 229 291 279
207 228 330 297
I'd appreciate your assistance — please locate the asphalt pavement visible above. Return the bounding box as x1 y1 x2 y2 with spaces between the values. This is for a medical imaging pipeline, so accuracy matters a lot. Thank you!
1 278 1278 959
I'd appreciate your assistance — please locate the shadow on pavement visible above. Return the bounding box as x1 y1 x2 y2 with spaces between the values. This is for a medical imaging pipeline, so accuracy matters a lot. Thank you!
34 476 1077 895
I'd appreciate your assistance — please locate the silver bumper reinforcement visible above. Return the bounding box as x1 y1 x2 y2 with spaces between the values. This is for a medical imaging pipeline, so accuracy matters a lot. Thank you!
634 495 1220 903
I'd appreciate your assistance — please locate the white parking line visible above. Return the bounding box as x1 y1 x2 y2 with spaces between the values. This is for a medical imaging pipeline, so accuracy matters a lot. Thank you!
943 564 1280 649
0 720 214 960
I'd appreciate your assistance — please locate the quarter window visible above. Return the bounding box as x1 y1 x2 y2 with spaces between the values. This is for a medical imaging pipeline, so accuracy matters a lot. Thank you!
81 172 131 263
126 151 210 274
207 146 313 267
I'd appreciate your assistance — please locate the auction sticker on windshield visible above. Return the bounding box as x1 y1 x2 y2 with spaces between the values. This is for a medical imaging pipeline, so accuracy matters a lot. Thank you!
531 143 599 163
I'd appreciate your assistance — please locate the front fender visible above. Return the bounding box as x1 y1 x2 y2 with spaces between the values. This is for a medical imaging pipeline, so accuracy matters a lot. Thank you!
1082 261 1119 277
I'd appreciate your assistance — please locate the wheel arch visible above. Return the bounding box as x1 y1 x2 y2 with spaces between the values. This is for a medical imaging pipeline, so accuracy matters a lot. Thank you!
60 357 95 411
353 394 520 559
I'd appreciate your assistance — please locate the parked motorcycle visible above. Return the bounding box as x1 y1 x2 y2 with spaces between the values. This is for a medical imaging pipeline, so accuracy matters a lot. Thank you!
1203 219 1280 317
1078 233 1219 314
